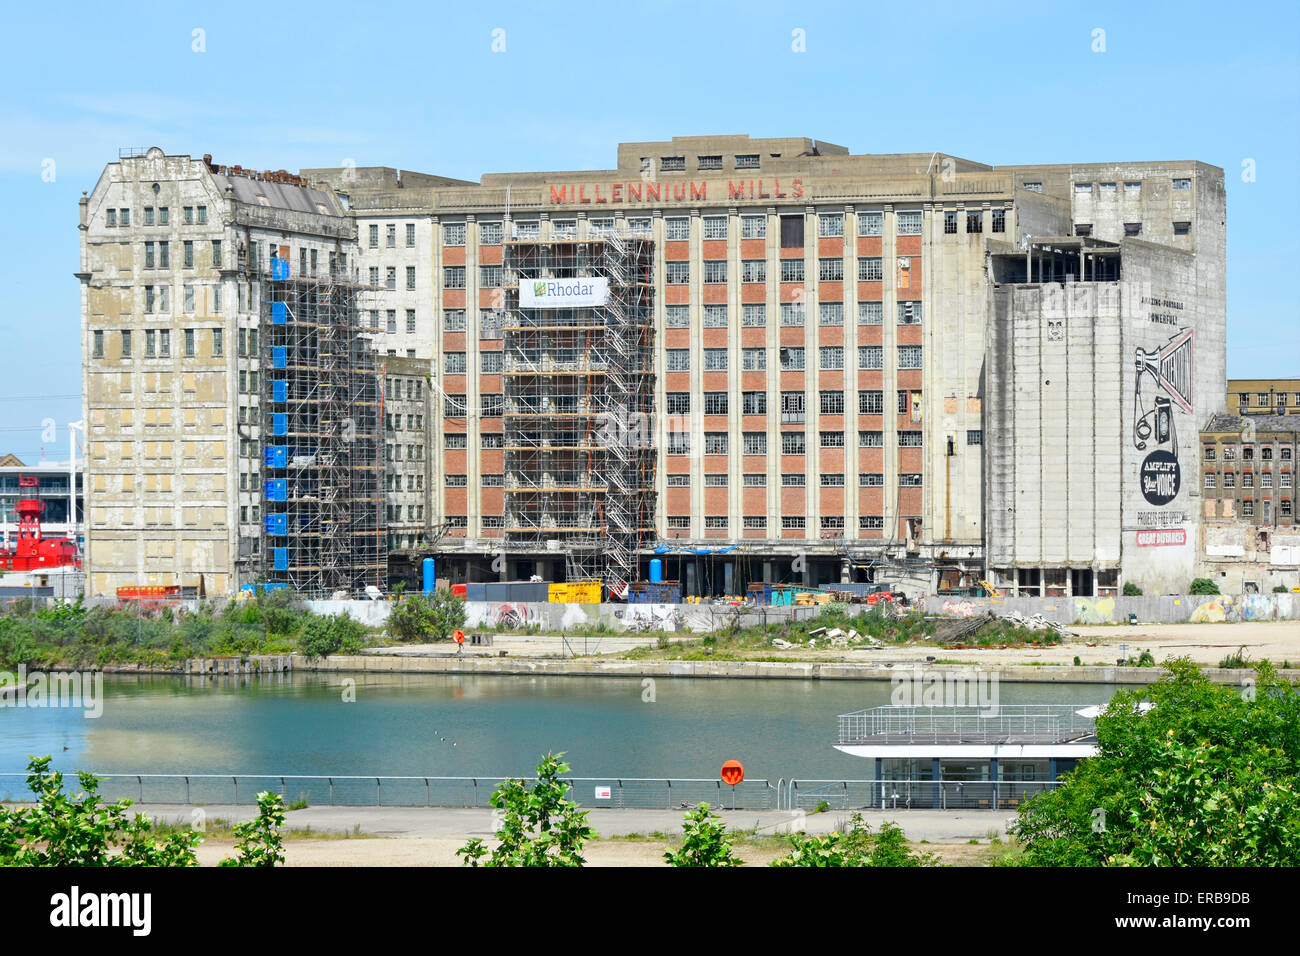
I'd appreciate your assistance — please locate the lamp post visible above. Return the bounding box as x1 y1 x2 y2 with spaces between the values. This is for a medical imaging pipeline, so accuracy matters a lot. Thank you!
68 421 84 548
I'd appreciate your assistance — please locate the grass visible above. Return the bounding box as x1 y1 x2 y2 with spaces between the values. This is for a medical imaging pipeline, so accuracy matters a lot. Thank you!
150 818 374 840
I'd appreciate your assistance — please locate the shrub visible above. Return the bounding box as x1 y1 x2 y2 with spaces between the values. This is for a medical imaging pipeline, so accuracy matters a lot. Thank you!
388 589 466 643
1189 577 1220 595
457 753 592 867
0 756 200 866
664 803 743 867
298 614 367 659
218 792 286 867
771 814 938 867
1011 658 1300 866
1217 645 1251 669
1274 585 1289 594
1122 582 1143 596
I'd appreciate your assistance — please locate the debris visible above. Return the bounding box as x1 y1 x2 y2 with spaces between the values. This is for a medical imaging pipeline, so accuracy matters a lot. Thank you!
772 638 793 648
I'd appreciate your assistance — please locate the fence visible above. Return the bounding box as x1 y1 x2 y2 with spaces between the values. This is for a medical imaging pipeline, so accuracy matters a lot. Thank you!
0 772 1062 812
0 773 776 811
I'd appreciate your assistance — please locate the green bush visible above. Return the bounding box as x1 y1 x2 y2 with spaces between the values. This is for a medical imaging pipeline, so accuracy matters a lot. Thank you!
771 815 938 867
0 756 200 866
298 614 368 659
388 589 466 643
457 753 592 867
218 791 286 867
1122 582 1143 596
1189 577 1220 595
664 803 743 867
1010 658 1300 866
1274 585 1290 594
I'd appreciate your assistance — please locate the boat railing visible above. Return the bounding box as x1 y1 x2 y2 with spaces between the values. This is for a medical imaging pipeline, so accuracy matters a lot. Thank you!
838 704 1097 746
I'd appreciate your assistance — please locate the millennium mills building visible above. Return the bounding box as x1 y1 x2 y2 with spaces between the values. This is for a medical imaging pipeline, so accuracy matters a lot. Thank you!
79 136 1229 599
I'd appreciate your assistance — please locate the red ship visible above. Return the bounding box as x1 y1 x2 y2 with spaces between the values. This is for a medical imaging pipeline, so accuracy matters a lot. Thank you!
0 476 80 572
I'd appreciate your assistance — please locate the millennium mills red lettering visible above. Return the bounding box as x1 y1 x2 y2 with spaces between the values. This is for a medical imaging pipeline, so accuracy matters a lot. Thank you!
549 179 805 204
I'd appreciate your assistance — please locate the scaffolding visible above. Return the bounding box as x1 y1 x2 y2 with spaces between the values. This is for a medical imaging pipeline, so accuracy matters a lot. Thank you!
502 231 656 592
259 257 386 597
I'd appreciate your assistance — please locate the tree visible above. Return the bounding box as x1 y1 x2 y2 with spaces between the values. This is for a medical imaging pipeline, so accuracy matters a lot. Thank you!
1189 577 1220 595
1122 582 1143 596
664 803 743 867
388 589 466 643
218 792 286 867
771 815 938 867
1011 658 1300 866
457 753 592 867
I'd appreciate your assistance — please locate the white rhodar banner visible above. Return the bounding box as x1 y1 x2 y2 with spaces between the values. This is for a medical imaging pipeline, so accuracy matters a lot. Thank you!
520 277 609 308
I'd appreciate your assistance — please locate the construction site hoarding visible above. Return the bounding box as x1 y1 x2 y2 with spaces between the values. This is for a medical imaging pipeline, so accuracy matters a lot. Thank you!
548 582 602 603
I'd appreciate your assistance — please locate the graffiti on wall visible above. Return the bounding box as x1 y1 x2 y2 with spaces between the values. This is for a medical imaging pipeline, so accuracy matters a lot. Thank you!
1074 596 1117 624
942 600 979 618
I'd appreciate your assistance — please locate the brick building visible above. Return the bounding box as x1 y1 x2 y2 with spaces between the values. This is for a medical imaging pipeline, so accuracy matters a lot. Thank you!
1198 413 1299 591
82 137 1229 598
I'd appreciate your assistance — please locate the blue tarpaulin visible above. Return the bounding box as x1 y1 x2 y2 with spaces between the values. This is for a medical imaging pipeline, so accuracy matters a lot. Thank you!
652 544 737 556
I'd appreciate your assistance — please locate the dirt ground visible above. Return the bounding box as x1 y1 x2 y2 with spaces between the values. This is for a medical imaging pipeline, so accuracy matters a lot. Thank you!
658 620 1300 668
193 835 998 867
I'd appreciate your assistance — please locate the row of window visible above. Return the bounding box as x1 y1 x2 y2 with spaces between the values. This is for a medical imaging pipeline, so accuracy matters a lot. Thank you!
435 210 927 247
385 444 427 462
1205 445 1294 461
387 504 427 521
441 395 504 417
651 154 761 173
664 345 923 372
368 309 419 334
384 515 904 538
368 266 418 290
659 431 926 454
368 223 418 249
91 328 221 359
387 473 425 491
386 413 425 431
385 378 425 401
664 390 928 418
137 282 221 314
941 209 1007 234
664 429 931 457
1205 472 1293 490
1238 392 1298 408
141 239 222 270
662 515 897 531
106 206 208 228
1070 179 1189 195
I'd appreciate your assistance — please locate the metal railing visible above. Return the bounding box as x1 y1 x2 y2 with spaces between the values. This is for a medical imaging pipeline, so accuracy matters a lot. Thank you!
838 704 1096 746
775 778 1064 812
0 774 776 811
0 771 1068 812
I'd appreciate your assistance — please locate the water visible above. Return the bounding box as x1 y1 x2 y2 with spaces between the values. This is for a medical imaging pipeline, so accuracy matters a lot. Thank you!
0 672 1121 788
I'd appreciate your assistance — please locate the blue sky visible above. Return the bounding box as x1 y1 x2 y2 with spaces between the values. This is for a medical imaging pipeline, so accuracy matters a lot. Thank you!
1 0 1296 462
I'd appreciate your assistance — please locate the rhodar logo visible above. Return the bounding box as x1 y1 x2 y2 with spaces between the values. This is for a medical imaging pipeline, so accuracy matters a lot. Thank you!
533 281 547 296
